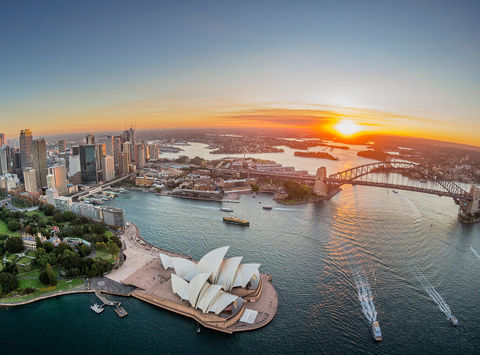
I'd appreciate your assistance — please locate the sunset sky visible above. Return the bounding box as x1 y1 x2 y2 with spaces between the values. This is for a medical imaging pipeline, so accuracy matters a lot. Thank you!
1 0 479 145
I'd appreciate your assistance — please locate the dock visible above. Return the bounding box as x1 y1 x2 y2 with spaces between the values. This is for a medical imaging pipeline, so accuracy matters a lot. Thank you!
94 289 127 318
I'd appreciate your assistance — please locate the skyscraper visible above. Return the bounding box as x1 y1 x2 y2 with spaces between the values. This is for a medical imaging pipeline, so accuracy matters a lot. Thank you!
119 152 129 176
58 139 66 154
48 165 68 196
0 133 5 146
113 136 122 172
19 129 33 168
31 138 47 188
135 143 145 169
102 155 115 182
122 142 132 164
0 145 11 174
79 145 97 183
97 135 114 156
86 134 95 145
149 144 160 160
23 167 37 193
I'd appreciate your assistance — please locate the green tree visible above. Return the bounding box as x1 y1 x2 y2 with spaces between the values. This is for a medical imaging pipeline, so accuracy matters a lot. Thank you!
107 240 120 258
6 219 20 232
251 184 260 192
5 236 23 253
0 272 18 293
45 263 57 286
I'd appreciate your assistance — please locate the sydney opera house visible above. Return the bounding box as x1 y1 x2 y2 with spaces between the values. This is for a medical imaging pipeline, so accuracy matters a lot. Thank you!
160 246 262 317
112 237 277 333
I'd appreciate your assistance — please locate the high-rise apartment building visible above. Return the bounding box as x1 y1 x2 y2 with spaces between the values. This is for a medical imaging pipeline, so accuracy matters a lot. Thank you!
135 143 145 169
113 136 122 172
23 167 37 193
48 165 68 196
58 139 66 154
31 138 47 188
149 144 160 160
122 142 132 163
102 155 115 182
79 145 97 183
119 152 129 176
19 129 33 169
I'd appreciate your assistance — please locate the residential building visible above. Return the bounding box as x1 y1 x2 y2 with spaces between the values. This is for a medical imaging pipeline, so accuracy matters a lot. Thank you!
54 196 72 211
19 128 33 169
31 138 47 188
97 135 114 156
101 206 125 227
46 188 59 205
0 173 20 192
135 143 145 169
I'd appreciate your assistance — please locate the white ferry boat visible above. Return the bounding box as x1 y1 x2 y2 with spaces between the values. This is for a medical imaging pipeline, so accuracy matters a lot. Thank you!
91 303 104 314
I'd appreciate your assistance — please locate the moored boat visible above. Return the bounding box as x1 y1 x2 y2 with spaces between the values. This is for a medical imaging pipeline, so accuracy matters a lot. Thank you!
223 216 250 226
220 207 234 212
263 205 273 210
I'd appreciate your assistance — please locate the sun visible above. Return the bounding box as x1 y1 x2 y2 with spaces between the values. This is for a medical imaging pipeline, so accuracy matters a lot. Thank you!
334 120 362 136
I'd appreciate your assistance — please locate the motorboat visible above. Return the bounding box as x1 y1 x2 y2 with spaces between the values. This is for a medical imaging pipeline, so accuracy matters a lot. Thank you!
90 303 104 314
371 321 382 342
219 207 233 212
449 315 459 326
263 205 273 210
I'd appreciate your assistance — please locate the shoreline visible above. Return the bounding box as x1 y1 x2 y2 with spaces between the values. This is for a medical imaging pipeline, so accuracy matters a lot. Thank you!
0 217 278 334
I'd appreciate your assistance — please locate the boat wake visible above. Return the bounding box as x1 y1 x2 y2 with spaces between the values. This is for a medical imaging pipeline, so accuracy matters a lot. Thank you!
416 272 452 319
353 268 377 323
470 246 480 260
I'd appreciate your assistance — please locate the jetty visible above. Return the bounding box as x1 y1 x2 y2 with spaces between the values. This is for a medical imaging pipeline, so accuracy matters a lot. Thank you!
94 289 128 318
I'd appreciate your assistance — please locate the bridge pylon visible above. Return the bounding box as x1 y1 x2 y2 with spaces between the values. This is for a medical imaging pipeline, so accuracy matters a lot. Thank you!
313 167 328 197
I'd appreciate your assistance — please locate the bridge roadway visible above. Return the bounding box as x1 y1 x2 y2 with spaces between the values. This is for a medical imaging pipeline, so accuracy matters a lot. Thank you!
70 174 133 200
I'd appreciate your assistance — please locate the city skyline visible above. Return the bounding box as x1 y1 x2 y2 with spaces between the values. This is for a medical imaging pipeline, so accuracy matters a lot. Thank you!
1 1 479 146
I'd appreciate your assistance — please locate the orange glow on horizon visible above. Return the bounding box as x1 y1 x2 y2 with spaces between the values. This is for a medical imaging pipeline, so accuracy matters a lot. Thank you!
333 120 363 137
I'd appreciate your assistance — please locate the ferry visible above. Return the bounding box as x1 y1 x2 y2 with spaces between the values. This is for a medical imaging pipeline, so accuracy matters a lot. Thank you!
220 207 234 212
223 217 250 226
449 315 459 326
263 205 273 210
90 303 104 314
371 321 382 342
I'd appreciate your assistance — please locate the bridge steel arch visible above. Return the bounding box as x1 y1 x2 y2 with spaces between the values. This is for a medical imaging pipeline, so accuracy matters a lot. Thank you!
324 161 471 211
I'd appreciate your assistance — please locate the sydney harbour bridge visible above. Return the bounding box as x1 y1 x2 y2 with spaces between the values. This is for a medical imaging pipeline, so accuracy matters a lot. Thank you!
243 161 480 222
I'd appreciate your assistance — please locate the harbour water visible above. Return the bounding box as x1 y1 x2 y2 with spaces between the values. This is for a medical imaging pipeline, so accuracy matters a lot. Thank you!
1 145 480 353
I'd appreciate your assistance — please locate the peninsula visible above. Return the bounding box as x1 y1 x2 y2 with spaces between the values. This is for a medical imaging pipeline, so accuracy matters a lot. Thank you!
293 151 339 160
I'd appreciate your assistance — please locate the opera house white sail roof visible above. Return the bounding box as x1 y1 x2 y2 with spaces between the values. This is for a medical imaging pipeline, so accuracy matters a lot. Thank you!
160 246 261 315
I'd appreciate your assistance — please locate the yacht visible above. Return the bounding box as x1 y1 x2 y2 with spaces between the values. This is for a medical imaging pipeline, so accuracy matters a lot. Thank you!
90 303 104 314
219 207 234 212
371 321 382 342
449 315 459 326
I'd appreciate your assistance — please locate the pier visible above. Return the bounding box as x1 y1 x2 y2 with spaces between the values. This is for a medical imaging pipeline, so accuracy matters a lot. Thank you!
93 289 128 318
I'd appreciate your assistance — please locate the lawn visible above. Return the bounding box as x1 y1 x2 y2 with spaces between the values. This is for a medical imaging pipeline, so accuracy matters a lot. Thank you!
0 220 21 237
105 230 114 238
25 210 46 219
95 250 115 263
26 250 36 257
17 257 33 265
6 254 18 262
0 278 85 304
18 266 60 278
